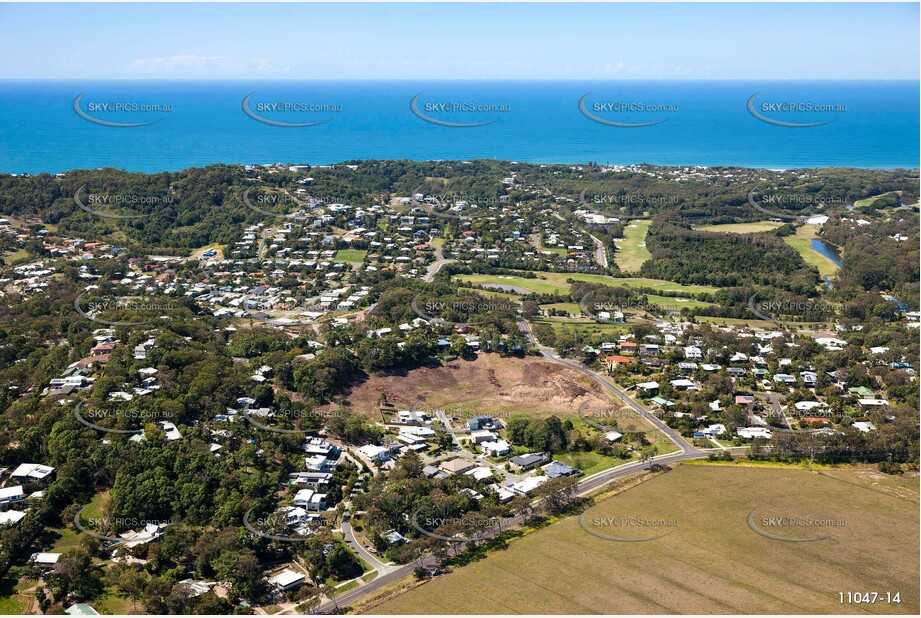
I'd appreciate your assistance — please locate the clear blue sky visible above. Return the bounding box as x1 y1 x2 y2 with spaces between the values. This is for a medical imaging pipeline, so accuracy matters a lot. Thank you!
1 2 918 79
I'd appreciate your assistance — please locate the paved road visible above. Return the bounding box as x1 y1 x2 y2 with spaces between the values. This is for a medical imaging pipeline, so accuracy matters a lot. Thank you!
587 232 608 268
423 243 454 283
341 518 398 575
516 318 698 456
314 322 714 614
315 441 735 614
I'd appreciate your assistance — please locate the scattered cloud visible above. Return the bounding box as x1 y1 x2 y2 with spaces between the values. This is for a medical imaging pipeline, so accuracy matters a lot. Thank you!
127 54 291 75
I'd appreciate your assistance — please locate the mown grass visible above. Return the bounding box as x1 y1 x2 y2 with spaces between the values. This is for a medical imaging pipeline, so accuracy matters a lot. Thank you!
615 219 652 273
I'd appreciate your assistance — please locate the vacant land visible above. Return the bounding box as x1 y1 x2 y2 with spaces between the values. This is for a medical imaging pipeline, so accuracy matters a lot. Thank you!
320 355 637 422
697 221 785 234
334 249 368 263
370 464 919 614
456 271 719 297
614 220 652 273
783 225 840 280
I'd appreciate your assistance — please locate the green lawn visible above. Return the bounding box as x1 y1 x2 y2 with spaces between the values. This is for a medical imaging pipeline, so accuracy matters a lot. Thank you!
456 271 719 296
47 526 83 554
95 588 140 614
530 317 632 336
82 490 110 519
614 219 652 273
696 316 779 328
540 302 582 315
554 451 627 476
697 221 785 234
782 225 840 280
335 249 368 263
643 294 716 310
0 578 27 615
1 249 30 266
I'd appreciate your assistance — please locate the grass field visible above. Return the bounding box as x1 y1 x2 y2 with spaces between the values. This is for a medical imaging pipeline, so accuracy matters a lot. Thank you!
697 221 785 234
696 315 778 328
854 192 900 208
614 220 652 273
0 578 26 615
335 249 368 263
530 316 633 336
1 249 30 266
370 465 919 614
456 271 719 297
783 225 840 280
643 294 716 310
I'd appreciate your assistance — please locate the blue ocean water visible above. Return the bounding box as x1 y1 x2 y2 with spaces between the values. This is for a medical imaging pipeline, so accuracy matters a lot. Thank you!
0 80 917 174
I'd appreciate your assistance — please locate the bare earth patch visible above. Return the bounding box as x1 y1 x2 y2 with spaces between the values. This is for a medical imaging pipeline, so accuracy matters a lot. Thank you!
318 355 616 418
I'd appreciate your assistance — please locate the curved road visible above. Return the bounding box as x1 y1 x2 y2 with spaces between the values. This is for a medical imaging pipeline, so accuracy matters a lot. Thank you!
516 318 698 456
423 242 455 283
315 320 727 613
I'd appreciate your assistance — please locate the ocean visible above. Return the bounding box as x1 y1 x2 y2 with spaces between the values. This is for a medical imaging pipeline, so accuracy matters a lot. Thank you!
0 80 917 174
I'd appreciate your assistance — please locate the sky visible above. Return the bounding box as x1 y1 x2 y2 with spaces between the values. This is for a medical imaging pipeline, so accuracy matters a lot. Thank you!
0 2 918 80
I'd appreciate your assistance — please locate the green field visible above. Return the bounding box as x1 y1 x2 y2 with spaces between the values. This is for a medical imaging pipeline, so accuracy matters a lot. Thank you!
697 221 785 234
540 302 583 315
335 249 368 263
615 220 652 273
643 294 716 310
696 315 778 328
0 578 27 615
456 271 719 297
530 317 633 336
854 192 900 208
370 465 920 614
782 225 840 280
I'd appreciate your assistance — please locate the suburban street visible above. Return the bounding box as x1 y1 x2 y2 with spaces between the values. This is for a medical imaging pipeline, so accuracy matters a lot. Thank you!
314 320 717 614
422 241 454 283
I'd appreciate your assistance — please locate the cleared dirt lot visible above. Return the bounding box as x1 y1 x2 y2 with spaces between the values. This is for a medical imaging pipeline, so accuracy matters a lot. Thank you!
320 355 623 420
368 464 920 614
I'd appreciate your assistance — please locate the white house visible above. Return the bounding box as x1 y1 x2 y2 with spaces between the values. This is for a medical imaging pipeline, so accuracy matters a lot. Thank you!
293 488 327 511
0 485 25 507
269 569 305 592
481 439 511 456
11 463 55 484
358 444 391 463
737 427 773 440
